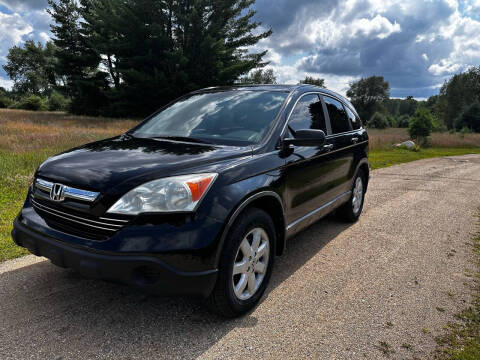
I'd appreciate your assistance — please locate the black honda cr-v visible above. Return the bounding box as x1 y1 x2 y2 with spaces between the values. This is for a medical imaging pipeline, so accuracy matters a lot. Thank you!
12 84 369 317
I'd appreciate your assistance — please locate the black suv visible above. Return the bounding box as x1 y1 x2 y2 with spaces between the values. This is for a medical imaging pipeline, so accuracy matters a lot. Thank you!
12 85 369 317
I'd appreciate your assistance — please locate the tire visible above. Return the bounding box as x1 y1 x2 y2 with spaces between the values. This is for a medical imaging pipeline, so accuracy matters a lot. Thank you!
206 207 275 317
336 169 366 222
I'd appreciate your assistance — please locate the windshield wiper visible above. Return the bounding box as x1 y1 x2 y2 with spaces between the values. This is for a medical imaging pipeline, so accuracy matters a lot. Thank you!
150 136 213 144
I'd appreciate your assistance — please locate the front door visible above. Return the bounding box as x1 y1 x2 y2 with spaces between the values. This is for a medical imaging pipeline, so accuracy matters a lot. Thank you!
283 93 338 229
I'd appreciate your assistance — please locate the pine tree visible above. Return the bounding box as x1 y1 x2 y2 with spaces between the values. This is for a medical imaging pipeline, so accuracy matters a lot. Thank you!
47 0 107 115
105 0 186 116
47 0 272 117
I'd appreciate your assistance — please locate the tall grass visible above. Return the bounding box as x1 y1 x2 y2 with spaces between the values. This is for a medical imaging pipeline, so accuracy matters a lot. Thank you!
368 128 480 150
0 109 136 261
0 109 137 153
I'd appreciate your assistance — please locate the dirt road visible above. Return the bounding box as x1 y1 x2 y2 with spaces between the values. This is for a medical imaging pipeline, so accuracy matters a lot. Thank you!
1 155 479 359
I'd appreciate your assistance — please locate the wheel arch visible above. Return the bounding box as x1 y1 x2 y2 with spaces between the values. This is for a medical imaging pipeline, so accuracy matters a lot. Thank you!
214 190 286 268
355 157 370 191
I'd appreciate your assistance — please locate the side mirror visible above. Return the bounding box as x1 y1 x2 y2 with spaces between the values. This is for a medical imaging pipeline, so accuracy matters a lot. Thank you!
283 129 326 147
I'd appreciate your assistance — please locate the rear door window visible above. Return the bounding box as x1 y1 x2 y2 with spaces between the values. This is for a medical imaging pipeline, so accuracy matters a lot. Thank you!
288 94 327 134
323 96 351 134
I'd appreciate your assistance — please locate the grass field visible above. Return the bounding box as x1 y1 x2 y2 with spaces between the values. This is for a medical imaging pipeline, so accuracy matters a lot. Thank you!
0 109 479 261
435 212 480 360
0 109 135 261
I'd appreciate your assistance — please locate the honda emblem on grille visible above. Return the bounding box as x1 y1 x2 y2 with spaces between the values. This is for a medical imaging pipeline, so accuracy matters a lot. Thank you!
50 183 65 202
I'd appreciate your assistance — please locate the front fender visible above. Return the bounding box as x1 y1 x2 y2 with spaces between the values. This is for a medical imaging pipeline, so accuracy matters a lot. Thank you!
205 170 286 268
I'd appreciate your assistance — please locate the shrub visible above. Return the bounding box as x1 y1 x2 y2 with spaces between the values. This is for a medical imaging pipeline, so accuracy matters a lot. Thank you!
454 102 480 133
459 126 472 138
48 91 69 111
14 95 48 111
0 95 13 108
368 112 389 129
397 115 410 128
386 115 397 127
434 123 448 133
408 108 434 145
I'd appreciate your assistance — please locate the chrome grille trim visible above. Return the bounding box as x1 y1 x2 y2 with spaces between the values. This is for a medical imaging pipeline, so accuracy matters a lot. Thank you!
98 217 130 223
30 197 127 232
35 178 52 192
35 178 99 202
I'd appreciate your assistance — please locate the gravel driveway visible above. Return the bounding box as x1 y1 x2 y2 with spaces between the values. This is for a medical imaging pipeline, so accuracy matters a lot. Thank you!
1 154 480 359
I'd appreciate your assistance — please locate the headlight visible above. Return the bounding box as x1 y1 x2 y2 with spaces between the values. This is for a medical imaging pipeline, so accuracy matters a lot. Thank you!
107 173 217 215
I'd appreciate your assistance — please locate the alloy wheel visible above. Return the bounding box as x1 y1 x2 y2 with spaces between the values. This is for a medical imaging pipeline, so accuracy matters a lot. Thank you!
352 176 364 214
232 227 270 300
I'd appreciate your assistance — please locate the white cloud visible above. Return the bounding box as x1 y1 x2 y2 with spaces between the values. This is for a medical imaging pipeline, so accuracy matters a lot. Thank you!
428 59 461 75
266 58 358 96
275 12 401 53
466 0 480 12
351 15 401 39
426 8 480 76
0 77 13 89
0 12 33 46
39 31 49 42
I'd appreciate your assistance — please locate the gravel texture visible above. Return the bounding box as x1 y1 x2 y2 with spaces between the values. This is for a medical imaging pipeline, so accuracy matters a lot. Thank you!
1 154 480 359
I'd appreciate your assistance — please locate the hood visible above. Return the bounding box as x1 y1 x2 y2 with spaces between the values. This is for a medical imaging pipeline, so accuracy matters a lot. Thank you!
36 135 251 194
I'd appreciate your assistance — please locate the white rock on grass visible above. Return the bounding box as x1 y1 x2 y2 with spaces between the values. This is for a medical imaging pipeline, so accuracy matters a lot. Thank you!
394 140 415 149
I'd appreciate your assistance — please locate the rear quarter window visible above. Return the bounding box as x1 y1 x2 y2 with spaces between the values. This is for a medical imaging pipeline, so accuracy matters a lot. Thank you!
323 96 351 134
346 106 362 130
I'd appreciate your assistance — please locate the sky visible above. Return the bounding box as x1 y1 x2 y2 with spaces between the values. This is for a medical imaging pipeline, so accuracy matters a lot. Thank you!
0 0 479 99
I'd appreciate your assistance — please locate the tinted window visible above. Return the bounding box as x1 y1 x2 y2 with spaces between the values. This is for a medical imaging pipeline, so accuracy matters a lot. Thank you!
133 90 287 145
288 94 327 133
323 96 351 134
346 106 361 130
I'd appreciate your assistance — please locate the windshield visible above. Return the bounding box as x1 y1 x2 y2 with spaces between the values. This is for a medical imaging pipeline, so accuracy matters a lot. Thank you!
132 90 288 145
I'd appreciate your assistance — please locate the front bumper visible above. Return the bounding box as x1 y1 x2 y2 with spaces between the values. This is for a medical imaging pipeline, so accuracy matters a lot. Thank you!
12 218 218 297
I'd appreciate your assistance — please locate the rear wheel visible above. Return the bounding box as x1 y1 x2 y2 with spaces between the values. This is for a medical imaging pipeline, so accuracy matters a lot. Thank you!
336 169 366 222
206 208 275 317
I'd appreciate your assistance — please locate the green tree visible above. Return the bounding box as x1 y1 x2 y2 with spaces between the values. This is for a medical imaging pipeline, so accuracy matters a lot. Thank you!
239 68 276 84
3 40 58 95
80 0 121 90
397 114 410 128
398 95 417 117
0 87 12 108
11 95 48 111
102 0 189 116
454 102 480 132
408 107 434 143
47 0 106 115
346 75 390 122
48 90 70 111
436 66 480 129
368 112 388 129
299 76 325 87
176 0 271 89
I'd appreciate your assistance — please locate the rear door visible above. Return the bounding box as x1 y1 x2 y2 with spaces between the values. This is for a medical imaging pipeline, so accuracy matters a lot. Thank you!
321 95 356 196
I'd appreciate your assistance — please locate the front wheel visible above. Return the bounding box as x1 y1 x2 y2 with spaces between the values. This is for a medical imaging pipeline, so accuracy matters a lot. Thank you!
336 169 366 222
206 208 275 317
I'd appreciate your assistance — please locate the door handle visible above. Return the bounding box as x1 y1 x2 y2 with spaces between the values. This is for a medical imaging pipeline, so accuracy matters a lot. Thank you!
351 137 359 144
324 144 334 151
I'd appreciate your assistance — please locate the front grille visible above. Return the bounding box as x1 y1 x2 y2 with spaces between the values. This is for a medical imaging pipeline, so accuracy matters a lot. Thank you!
30 196 130 240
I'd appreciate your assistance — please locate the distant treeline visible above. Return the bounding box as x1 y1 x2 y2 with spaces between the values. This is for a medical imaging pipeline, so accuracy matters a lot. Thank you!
346 69 480 133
